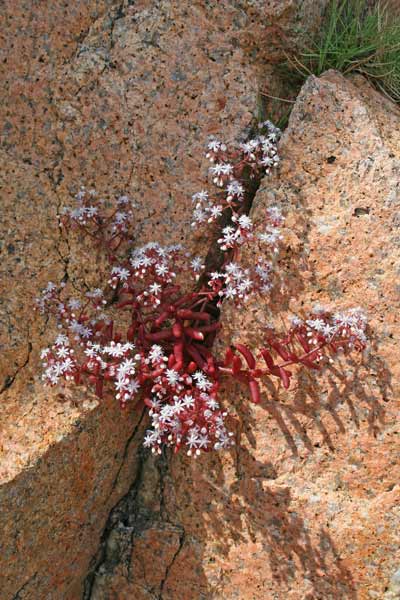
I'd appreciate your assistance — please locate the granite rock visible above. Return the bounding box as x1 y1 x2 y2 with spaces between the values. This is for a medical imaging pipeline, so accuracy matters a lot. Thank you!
0 1 329 598
90 73 400 599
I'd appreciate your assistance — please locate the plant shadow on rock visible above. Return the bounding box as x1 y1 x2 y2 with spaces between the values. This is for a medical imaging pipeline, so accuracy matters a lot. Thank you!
84 120 393 599
160 126 392 594
178 453 357 596
160 376 390 599
102 246 392 599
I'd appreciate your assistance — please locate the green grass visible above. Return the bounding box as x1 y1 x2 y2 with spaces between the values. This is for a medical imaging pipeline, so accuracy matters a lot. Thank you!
289 0 400 103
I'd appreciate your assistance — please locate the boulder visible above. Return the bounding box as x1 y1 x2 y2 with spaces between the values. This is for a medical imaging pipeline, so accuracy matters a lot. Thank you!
0 1 329 598
89 73 400 599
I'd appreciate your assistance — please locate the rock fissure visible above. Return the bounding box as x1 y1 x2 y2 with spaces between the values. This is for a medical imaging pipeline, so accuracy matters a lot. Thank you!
0 340 32 395
105 406 147 504
82 446 147 599
83 446 163 598
81 121 269 597
158 528 186 600
12 571 38 600
109 1 125 50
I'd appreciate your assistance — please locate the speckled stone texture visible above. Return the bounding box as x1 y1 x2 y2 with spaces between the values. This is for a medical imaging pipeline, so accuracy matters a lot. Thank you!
88 73 400 599
0 1 329 599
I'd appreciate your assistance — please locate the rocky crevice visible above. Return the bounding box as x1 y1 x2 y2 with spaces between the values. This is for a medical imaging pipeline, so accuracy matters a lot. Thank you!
0 340 32 395
82 445 147 599
158 528 186 600
12 572 38 600
83 447 184 599
81 120 271 597
104 407 147 505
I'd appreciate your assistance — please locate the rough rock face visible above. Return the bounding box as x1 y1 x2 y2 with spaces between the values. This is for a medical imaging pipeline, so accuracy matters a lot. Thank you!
0 1 329 599
87 73 400 599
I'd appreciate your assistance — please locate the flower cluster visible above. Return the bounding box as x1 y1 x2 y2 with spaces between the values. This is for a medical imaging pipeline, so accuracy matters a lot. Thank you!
142 345 233 456
221 306 368 403
37 239 234 455
60 186 136 258
37 123 368 457
190 122 284 305
192 121 281 237
208 260 274 305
